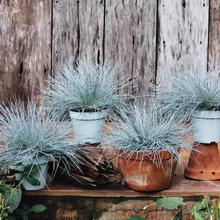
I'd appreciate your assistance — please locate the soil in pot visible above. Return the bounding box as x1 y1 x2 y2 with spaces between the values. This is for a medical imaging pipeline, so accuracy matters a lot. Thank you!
69 111 106 144
185 142 220 180
117 150 177 192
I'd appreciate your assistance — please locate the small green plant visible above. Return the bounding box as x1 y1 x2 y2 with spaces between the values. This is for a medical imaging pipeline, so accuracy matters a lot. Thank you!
128 196 220 220
154 68 220 122
0 101 82 181
15 165 42 186
10 203 46 220
107 103 188 163
0 181 21 219
0 175 46 220
43 59 128 115
156 197 184 210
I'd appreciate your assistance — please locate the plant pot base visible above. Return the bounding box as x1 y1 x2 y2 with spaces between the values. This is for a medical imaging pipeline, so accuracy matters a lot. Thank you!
185 142 220 181
118 151 177 192
125 180 172 192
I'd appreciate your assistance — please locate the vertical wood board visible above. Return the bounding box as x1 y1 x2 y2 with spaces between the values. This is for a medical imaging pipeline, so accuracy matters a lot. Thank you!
78 0 105 65
208 0 220 69
157 0 209 85
52 0 79 74
104 0 157 95
0 0 51 102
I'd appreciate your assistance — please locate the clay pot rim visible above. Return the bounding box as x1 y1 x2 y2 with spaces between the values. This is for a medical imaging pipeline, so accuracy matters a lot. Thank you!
117 149 173 161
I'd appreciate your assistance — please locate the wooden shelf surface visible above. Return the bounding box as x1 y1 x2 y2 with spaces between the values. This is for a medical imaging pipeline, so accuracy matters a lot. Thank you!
24 174 220 198
24 146 220 198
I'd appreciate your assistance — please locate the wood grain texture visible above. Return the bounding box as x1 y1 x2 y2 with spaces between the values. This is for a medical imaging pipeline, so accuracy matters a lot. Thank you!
104 0 157 96
78 0 104 65
208 0 220 69
157 0 209 85
24 175 220 197
52 0 79 74
1 0 220 101
0 0 51 102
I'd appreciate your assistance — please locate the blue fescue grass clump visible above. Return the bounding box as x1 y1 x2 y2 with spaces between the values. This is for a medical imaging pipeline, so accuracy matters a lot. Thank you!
154 68 220 123
107 103 189 161
0 101 81 172
42 59 128 115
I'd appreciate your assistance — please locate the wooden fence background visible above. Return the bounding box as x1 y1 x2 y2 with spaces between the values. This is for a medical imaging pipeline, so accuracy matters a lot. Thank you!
0 0 220 102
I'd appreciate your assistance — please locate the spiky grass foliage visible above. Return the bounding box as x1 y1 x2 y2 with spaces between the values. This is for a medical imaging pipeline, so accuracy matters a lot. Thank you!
154 68 220 122
0 101 81 174
107 103 188 161
42 59 128 115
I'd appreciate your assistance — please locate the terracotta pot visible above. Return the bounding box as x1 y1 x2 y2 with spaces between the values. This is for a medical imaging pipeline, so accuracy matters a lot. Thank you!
117 150 177 192
185 142 220 180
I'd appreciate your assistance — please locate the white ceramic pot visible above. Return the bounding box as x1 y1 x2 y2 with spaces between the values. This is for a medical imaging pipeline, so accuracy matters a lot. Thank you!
22 158 49 191
192 110 220 143
69 111 106 144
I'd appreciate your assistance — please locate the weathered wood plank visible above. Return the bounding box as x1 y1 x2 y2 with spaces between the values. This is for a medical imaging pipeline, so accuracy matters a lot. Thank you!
157 0 209 85
78 0 105 65
52 0 79 73
105 0 157 96
208 0 220 69
0 0 51 102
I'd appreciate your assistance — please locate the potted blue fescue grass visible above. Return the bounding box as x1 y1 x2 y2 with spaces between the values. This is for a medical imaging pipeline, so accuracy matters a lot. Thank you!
155 68 220 144
0 101 81 191
154 67 220 180
42 59 128 145
107 103 188 192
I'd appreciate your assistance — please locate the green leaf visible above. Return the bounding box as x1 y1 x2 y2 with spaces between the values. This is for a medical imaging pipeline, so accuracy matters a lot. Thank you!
193 210 206 220
29 204 47 213
3 189 22 213
194 196 210 211
24 176 40 186
156 197 185 210
126 217 145 220
8 216 16 220
23 165 39 177
0 181 11 192
172 210 183 220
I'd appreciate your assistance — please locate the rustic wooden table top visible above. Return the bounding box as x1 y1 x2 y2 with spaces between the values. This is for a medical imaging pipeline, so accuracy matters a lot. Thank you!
24 148 220 198
24 175 220 197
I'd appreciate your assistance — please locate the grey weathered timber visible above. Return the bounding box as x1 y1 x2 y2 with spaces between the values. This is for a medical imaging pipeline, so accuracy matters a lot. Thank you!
104 0 157 96
208 0 220 69
1 0 220 100
157 0 209 85
0 0 51 102
52 0 79 74
78 0 105 66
